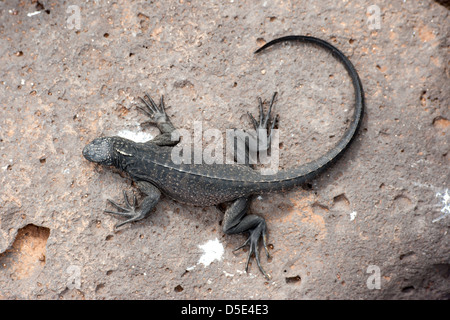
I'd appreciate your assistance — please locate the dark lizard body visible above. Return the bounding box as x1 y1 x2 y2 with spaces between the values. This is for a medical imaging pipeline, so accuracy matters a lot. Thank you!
83 35 364 279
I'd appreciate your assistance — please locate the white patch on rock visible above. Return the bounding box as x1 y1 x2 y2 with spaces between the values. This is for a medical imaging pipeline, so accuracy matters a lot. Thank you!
197 238 224 267
117 129 153 143
223 270 234 277
433 189 450 223
27 11 41 17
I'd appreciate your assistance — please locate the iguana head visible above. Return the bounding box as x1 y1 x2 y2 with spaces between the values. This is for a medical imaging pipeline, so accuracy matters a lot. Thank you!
82 137 115 166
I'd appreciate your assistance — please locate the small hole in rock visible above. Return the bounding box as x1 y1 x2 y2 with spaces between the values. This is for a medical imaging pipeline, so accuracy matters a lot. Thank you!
285 275 301 284
174 285 184 292
401 286 414 293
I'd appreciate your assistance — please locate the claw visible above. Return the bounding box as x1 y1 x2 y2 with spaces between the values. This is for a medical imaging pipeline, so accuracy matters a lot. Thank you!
160 95 166 112
249 92 277 130
137 93 167 122
122 190 137 210
104 209 133 219
139 96 156 114
258 97 264 125
105 190 145 230
264 92 277 127
262 232 271 259
246 92 278 153
266 114 279 146
247 111 259 130
107 198 129 213
234 223 272 280
233 237 250 252
136 104 154 120
145 93 159 112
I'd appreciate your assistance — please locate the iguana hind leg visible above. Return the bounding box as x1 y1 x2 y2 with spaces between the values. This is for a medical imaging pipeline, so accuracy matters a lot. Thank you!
233 92 278 166
221 93 279 280
222 197 271 280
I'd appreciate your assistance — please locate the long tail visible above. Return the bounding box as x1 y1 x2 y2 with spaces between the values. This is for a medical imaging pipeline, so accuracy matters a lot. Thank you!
254 35 364 190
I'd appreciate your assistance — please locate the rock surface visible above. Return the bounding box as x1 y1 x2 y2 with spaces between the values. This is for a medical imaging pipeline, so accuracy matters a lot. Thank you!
0 0 448 299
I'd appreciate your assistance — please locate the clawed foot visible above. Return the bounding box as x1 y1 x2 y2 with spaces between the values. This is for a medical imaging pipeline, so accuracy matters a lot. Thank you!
136 92 179 146
234 219 271 280
137 93 169 125
247 92 279 151
105 190 146 230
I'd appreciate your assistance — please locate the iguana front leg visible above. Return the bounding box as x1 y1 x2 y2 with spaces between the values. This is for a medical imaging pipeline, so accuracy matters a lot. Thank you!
137 93 180 146
105 181 160 230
